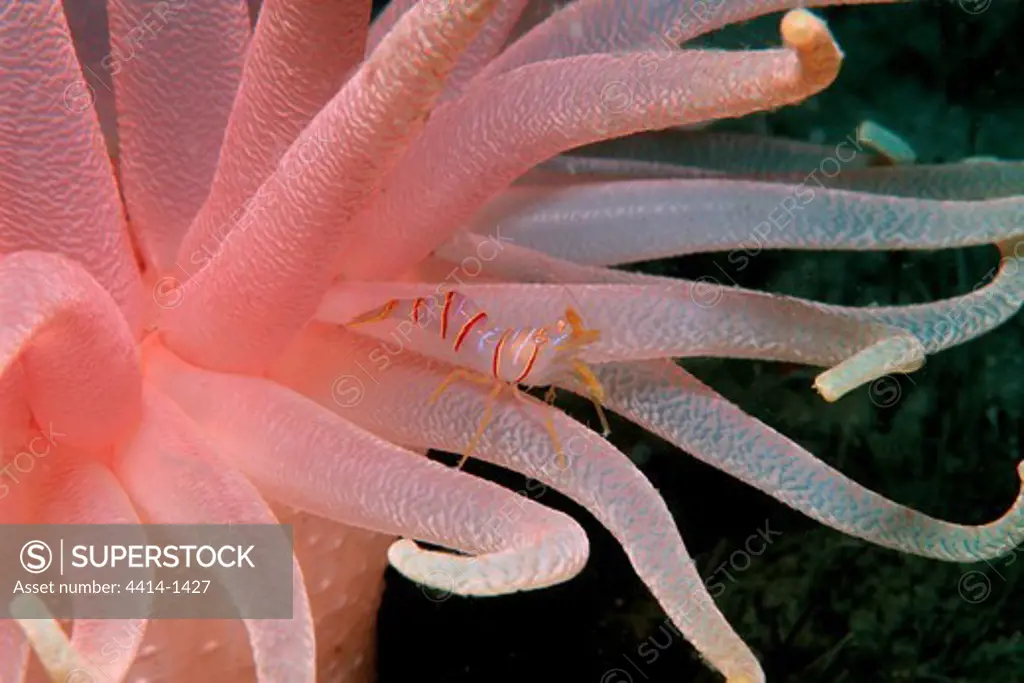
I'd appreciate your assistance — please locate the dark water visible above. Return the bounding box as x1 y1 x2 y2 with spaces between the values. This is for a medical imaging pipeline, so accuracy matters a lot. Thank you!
376 3 1024 682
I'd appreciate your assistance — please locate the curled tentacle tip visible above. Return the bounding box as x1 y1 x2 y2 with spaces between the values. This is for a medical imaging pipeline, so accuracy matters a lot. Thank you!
10 595 80 680
387 538 450 584
812 377 841 403
387 537 421 564
814 334 926 403
388 535 586 597
780 7 844 81
780 9 827 48
1016 461 1024 482
387 538 490 597
857 119 916 165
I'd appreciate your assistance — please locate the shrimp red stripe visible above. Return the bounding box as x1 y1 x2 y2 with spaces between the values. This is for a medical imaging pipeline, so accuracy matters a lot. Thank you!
441 291 455 339
454 311 488 352
513 341 541 384
491 330 509 379
411 297 425 324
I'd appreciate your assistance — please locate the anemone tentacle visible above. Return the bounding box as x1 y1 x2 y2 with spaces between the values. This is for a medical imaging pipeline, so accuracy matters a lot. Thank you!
162 0 503 374
0 251 141 449
0 1 1020 680
114 386 318 683
473 180 1024 266
318 280 924 402
586 359 1024 563
145 339 591 597
431 235 1022 386
109 0 251 274
176 0 372 271
0 1 141 329
338 9 845 283
475 0 907 81
275 323 767 683
17 457 149 683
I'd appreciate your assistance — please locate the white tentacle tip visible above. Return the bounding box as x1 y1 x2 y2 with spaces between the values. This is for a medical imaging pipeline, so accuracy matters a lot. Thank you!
387 537 431 570
387 538 463 597
814 335 926 403
387 536 585 598
10 595 84 681
812 375 842 403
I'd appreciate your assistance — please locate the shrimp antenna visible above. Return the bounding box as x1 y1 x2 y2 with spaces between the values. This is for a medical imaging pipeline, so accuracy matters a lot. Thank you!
348 299 398 326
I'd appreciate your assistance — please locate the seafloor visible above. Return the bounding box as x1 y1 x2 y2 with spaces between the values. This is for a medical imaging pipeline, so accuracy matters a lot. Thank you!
376 3 1024 682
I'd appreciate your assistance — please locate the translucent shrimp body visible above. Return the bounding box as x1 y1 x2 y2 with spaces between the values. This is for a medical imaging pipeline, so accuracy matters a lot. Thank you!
349 291 598 390
349 290 609 468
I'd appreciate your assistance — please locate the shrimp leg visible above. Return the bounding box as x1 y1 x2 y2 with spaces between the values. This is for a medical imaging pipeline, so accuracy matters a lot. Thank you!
429 367 495 404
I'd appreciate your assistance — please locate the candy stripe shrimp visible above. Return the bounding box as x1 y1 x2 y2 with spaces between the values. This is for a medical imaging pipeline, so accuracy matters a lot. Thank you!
349 291 610 468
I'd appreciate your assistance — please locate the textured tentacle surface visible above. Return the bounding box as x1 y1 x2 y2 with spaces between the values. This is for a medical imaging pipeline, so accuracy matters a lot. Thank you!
145 339 588 596
591 359 1024 562
434 235 1021 387
161 0 502 374
176 0 372 272
364 0 417 53
275 324 767 683
475 181 1023 266
339 9 844 282
108 0 251 274
113 385 316 683
750 158 1024 200
521 156 1024 199
558 143 1024 200
0 252 140 449
438 0 532 104
0 0 141 331
827 240 1024 355
520 155 727 184
575 130 879 176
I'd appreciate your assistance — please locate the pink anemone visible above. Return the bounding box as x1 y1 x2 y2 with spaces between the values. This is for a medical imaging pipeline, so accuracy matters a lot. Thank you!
1 1 1021 682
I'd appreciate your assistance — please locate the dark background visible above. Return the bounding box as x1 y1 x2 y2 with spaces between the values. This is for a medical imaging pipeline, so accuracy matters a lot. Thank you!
374 2 1024 681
